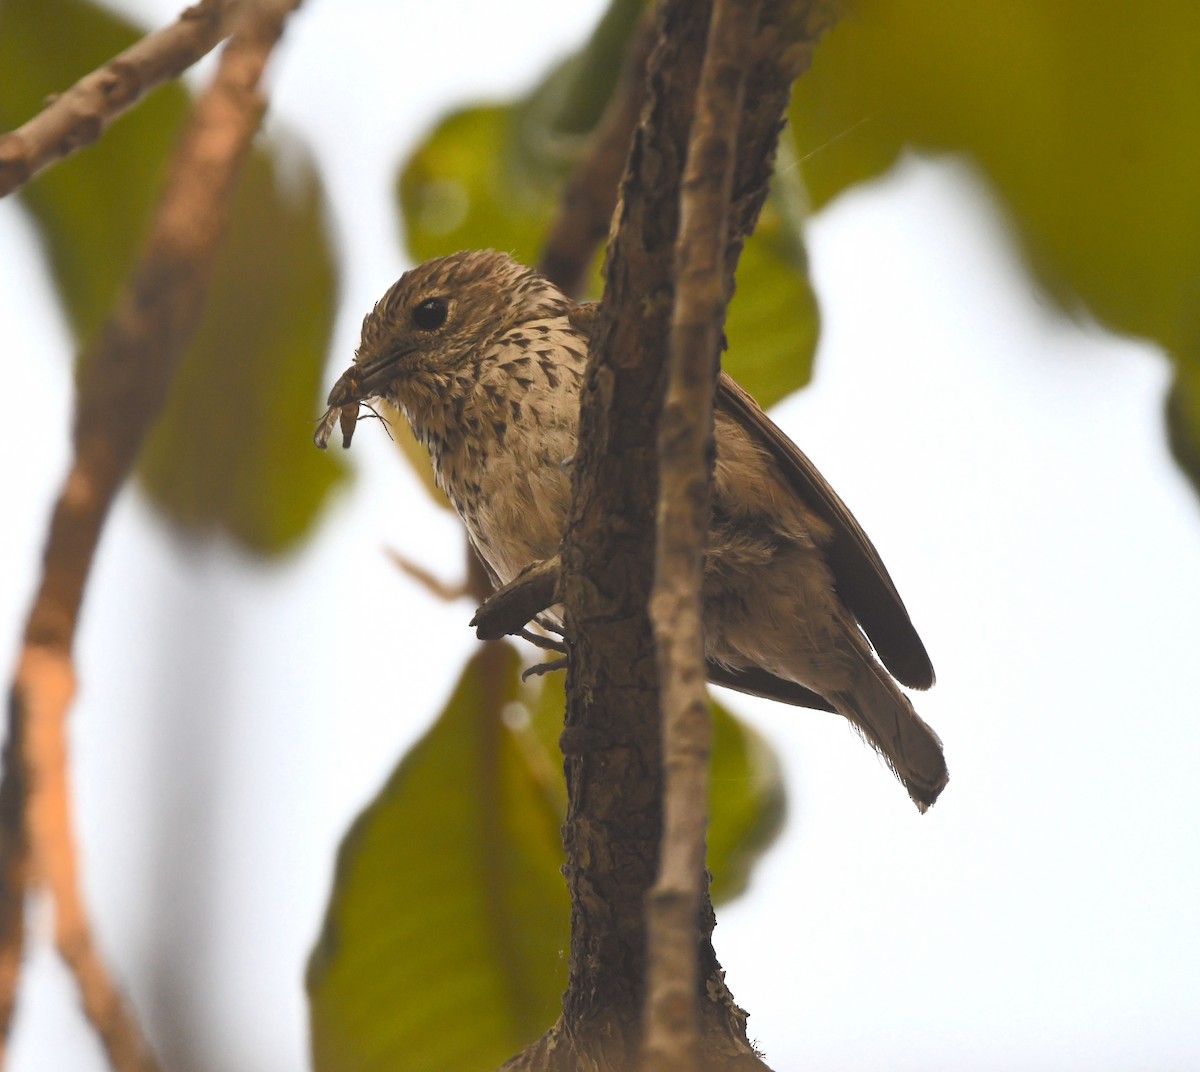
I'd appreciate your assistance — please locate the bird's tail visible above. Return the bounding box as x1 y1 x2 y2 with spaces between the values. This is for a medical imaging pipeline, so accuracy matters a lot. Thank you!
833 662 948 812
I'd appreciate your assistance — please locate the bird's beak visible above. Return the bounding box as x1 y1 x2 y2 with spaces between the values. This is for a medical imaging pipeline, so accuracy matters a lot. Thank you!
326 348 405 408
314 349 407 451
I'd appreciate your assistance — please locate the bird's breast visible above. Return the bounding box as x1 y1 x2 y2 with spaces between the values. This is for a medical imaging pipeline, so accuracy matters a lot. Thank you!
433 320 587 585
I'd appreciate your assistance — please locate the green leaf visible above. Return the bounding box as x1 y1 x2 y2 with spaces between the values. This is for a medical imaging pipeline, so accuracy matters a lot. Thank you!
546 0 647 136
525 675 786 906
723 137 821 409
396 0 645 267
307 644 568 1072
707 698 787 904
790 0 1200 492
136 142 344 552
1 0 344 553
308 650 785 1070
396 0 818 420
0 0 188 344
398 102 564 269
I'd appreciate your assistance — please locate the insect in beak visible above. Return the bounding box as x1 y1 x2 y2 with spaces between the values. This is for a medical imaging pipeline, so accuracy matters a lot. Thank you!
314 365 364 450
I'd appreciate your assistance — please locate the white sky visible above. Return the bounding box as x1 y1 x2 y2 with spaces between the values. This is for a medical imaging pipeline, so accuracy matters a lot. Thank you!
2 1 1198 1070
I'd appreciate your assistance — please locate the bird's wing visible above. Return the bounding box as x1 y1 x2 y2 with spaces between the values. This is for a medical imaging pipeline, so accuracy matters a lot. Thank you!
706 662 837 712
716 372 935 690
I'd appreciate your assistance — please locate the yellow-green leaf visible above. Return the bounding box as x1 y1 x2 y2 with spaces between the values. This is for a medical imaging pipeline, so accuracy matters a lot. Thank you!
396 0 644 267
2 0 344 552
136 142 343 552
707 698 787 904
526 674 786 906
398 102 564 270
0 0 187 343
790 0 1200 492
307 644 568 1072
396 0 818 433
724 141 821 409
308 651 785 1070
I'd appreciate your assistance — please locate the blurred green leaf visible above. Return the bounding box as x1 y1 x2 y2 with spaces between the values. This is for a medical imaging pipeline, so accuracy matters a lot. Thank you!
790 0 1200 493
308 649 785 1070
399 102 563 269
523 670 571 811
724 138 821 409
0 0 187 343
1 0 344 552
307 644 568 1072
525 673 786 906
137 142 343 552
396 0 818 435
396 0 645 267
707 698 787 904
548 0 645 136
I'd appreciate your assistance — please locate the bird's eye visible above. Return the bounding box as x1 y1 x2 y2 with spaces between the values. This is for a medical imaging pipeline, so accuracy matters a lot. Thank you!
412 297 448 331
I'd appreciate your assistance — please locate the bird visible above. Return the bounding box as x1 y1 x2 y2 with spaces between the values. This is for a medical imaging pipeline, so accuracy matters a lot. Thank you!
315 249 947 811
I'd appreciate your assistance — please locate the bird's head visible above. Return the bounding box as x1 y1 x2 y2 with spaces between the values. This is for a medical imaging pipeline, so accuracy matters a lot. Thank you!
315 250 571 449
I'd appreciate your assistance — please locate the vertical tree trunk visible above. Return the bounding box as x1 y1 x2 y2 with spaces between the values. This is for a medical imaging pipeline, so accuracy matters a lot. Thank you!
502 2 839 1068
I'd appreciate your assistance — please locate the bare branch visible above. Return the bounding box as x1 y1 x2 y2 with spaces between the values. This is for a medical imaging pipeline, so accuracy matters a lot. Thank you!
0 701 29 1065
642 1 759 1068
470 556 561 641
0 2 300 1066
384 547 471 603
0 0 237 200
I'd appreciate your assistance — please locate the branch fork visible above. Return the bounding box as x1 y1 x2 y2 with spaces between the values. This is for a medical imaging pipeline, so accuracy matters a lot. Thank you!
470 555 562 641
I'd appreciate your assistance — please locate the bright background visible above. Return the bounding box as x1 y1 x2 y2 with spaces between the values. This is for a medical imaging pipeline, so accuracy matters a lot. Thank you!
2 1 1198 1069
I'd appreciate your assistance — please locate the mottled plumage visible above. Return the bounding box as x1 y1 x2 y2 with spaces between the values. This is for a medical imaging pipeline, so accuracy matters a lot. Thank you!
318 250 948 810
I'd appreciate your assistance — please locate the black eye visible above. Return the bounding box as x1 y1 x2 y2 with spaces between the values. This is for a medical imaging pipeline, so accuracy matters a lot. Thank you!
412 297 448 331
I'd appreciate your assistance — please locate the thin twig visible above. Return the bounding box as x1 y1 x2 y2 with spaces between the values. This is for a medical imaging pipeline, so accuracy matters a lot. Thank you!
384 547 470 603
0 0 237 200
0 2 300 1066
641 1 758 1069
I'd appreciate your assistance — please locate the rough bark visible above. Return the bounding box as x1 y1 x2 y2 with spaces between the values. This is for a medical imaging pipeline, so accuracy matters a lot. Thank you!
502 3 840 1070
500 6 711 1069
642 1 759 1068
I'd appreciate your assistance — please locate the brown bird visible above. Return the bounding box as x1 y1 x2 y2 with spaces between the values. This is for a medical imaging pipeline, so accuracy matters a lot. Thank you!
316 250 947 811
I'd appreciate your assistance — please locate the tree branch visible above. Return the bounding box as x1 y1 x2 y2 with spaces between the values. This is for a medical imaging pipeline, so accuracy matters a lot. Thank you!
0 0 237 200
642 1 758 1068
471 556 562 641
0 700 28 1062
505 2 839 1068
503 3 718 1068
0 3 299 1066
